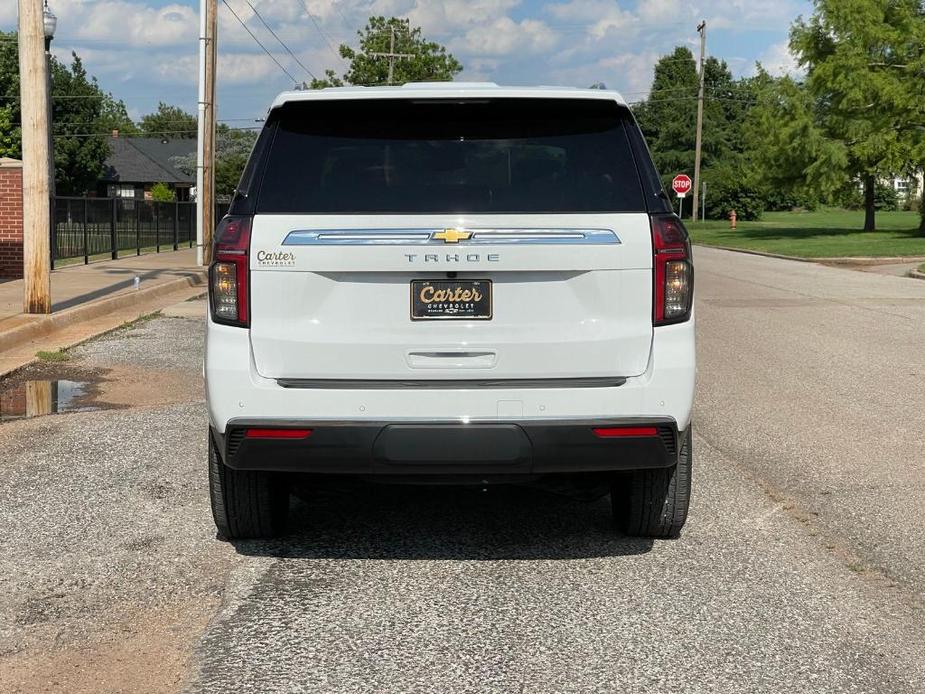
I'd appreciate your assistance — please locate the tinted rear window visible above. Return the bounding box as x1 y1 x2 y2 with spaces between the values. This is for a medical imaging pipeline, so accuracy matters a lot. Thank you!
255 98 646 214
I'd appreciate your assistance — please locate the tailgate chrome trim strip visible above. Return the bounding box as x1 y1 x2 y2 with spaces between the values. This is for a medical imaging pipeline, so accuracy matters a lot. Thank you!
276 377 627 389
282 228 620 246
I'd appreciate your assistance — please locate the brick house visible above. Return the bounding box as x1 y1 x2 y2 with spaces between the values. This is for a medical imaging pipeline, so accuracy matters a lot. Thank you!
0 157 23 279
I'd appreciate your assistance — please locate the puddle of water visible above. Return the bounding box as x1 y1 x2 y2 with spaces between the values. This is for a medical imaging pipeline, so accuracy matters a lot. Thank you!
0 380 99 422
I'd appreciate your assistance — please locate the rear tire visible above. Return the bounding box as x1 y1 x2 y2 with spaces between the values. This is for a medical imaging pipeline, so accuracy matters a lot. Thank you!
209 432 289 540
613 427 692 538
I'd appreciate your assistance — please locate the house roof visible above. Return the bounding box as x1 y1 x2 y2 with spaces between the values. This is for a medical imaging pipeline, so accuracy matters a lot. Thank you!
101 137 196 185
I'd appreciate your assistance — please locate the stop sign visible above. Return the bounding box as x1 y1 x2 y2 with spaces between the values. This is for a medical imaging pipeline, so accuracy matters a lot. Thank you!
672 174 692 198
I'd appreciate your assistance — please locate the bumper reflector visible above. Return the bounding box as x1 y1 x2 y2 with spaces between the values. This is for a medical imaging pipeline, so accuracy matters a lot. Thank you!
593 426 658 438
245 428 313 439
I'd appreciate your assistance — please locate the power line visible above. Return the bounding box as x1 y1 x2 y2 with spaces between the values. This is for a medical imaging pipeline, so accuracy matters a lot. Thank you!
220 0 299 85
45 118 262 127
297 0 341 64
45 126 261 138
242 0 316 80
330 0 353 34
0 94 109 100
629 95 757 106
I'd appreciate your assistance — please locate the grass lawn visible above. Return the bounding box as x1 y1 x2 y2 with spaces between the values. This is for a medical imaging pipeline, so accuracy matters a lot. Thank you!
687 208 925 258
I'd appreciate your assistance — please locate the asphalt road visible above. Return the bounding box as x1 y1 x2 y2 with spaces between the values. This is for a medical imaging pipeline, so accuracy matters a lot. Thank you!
694 247 925 596
1 251 924 693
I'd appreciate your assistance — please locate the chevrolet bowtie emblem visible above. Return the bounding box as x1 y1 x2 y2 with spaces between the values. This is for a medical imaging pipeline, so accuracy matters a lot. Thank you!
432 229 472 244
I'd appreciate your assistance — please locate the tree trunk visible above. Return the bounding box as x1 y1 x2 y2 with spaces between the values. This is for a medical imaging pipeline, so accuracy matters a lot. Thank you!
863 175 876 232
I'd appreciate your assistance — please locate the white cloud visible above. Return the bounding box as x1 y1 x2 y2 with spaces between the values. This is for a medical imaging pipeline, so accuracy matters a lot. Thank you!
406 0 521 31
758 40 800 77
546 0 634 38
455 17 557 57
55 0 198 47
704 0 807 30
637 0 684 24
0 3 16 26
547 50 659 96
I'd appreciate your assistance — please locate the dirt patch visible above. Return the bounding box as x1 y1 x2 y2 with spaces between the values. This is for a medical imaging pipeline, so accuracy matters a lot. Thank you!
0 361 201 425
0 601 219 694
93 364 202 408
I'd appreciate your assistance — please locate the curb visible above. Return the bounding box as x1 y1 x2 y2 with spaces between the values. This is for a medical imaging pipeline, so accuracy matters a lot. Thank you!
908 270 925 281
693 244 816 263
695 244 925 266
0 271 206 354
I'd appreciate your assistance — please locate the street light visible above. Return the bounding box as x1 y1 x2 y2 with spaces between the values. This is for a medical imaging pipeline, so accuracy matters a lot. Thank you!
43 1 56 197
43 1 57 51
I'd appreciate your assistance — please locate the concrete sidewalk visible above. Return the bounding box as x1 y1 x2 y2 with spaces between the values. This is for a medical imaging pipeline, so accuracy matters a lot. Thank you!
0 248 202 322
0 249 206 375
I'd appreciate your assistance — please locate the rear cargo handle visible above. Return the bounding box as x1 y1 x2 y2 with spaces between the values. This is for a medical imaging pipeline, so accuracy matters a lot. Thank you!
406 351 497 370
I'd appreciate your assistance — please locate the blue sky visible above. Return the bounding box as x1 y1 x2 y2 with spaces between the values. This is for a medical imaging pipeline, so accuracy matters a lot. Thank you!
1 0 813 126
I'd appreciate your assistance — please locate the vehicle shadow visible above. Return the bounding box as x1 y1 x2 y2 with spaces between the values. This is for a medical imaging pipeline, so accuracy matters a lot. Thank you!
231 479 655 561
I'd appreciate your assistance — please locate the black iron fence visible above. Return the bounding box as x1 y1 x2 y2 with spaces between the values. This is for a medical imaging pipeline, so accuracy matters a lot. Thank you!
51 196 230 268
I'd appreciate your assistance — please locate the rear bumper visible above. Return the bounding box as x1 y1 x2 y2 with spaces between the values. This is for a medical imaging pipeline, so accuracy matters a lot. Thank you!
212 418 680 475
205 317 696 435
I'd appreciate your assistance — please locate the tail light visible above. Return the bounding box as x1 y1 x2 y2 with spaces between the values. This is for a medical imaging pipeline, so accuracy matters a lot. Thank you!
245 428 312 439
650 214 693 325
209 215 252 327
593 426 658 438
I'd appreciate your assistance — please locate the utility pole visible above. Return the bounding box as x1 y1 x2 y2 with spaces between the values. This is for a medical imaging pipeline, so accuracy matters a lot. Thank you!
196 0 217 266
692 20 706 223
18 0 52 314
369 26 413 85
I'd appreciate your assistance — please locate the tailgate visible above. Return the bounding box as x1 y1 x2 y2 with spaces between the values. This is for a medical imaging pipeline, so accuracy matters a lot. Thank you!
248 213 652 381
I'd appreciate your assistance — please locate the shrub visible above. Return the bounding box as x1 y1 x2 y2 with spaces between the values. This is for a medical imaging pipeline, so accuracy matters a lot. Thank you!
833 182 863 210
832 181 900 211
874 183 899 211
702 166 764 221
762 188 820 212
150 182 176 202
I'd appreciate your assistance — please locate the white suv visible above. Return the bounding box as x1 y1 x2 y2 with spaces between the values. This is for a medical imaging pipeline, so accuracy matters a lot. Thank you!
205 83 695 540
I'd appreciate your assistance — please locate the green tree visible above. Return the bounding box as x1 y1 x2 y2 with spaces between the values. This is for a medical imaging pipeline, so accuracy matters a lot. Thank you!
743 69 843 207
97 95 139 136
139 102 197 138
635 47 763 218
310 16 462 88
214 126 257 196
0 31 20 160
150 181 175 201
171 125 258 196
634 47 699 181
0 31 113 194
49 54 111 194
787 0 925 231
0 105 19 158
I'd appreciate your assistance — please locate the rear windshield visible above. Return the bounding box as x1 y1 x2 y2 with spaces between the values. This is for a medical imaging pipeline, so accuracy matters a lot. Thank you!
254 98 646 214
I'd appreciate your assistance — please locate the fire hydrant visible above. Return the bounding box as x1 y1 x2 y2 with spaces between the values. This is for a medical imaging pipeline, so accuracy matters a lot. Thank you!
729 209 737 229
